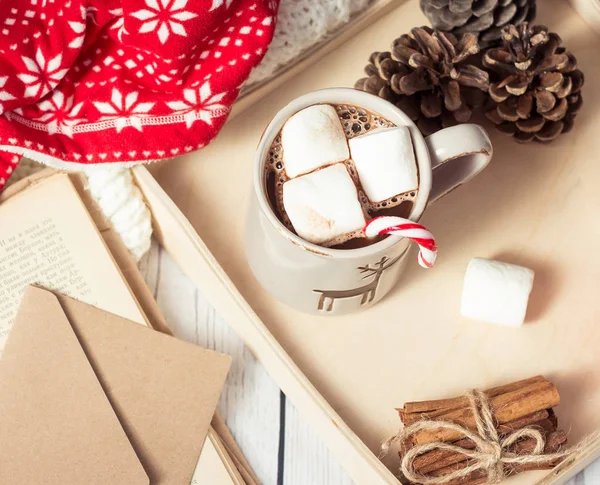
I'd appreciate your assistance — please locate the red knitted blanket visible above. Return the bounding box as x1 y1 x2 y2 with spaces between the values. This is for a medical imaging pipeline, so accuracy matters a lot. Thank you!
0 0 279 187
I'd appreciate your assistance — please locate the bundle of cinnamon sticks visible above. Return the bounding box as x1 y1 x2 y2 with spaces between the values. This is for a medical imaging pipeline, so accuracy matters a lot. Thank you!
397 376 566 485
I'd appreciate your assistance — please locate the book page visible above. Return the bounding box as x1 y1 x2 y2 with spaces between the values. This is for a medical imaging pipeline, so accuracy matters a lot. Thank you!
0 174 145 350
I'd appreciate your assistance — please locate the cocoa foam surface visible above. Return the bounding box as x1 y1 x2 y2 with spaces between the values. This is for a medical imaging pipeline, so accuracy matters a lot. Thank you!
264 103 418 249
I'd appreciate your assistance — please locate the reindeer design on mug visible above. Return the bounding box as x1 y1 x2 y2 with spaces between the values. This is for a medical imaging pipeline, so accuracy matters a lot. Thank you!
313 255 401 312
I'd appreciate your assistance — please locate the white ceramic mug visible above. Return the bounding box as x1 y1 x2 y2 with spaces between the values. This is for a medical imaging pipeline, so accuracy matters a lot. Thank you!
245 88 492 316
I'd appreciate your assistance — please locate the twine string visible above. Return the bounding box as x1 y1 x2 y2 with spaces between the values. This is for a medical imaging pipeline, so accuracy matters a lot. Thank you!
381 389 585 485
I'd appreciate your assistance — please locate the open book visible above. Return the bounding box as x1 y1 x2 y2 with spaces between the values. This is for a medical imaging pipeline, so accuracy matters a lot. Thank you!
0 171 254 485
0 173 146 348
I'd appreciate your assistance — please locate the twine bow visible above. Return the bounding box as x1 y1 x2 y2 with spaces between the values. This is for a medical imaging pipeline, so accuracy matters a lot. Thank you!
382 389 583 484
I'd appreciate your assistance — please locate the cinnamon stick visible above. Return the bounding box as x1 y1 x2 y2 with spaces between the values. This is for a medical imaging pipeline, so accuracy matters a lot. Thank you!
513 430 567 455
410 410 558 474
411 436 476 475
409 411 558 474
428 431 567 485
403 378 560 445
496 409 556 435
400 376 548 415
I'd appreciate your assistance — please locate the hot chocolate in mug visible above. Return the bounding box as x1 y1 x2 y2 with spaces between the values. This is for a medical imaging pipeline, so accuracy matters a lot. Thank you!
245 88 492 316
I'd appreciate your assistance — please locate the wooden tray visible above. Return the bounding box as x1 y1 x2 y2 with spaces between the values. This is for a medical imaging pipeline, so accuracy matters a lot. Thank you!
141 0 600 483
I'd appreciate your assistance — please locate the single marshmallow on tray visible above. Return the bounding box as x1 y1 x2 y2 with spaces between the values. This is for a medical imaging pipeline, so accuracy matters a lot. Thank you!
348 126 418 203
461 258 535 327
283 163 365 245
281 104 349 178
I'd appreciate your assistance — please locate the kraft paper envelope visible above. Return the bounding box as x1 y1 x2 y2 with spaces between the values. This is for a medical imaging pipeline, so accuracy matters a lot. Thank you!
0 286 232 485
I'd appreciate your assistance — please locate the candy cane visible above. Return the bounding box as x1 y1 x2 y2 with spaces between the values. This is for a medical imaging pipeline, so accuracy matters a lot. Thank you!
364 216 438 269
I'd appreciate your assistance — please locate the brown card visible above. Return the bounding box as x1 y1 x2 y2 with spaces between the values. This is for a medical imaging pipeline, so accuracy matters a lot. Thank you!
0 288 149 484
1 286 232 485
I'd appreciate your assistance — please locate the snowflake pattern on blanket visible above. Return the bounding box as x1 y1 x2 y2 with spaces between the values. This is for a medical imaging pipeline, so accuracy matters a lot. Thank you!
0 0 279 187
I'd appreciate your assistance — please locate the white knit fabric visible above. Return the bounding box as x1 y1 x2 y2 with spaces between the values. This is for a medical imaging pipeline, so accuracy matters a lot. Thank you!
85 167 152 262
247 0 373 85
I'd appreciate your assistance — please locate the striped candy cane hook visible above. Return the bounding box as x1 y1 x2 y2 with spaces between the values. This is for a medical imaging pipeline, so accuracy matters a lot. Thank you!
364 216 438 268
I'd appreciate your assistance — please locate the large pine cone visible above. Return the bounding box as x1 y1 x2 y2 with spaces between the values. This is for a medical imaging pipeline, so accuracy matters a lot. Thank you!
483 23 584 143
420 0 536 46
355 27 489 136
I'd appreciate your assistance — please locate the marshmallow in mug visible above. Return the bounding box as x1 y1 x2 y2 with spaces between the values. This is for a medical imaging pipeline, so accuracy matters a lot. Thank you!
281 104 349 178
349 126 418 203
461 258 535 327
282 164 365 245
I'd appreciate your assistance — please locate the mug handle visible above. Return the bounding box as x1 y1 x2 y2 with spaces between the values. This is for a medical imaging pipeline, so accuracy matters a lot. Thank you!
425 124 493 203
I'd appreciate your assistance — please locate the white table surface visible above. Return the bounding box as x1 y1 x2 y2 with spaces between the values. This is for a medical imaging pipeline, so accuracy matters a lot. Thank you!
139 241 600 485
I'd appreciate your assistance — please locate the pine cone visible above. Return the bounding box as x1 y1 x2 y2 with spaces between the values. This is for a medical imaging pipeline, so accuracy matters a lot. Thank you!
420 0 536 46
355 27 490 136
483 23 584 143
